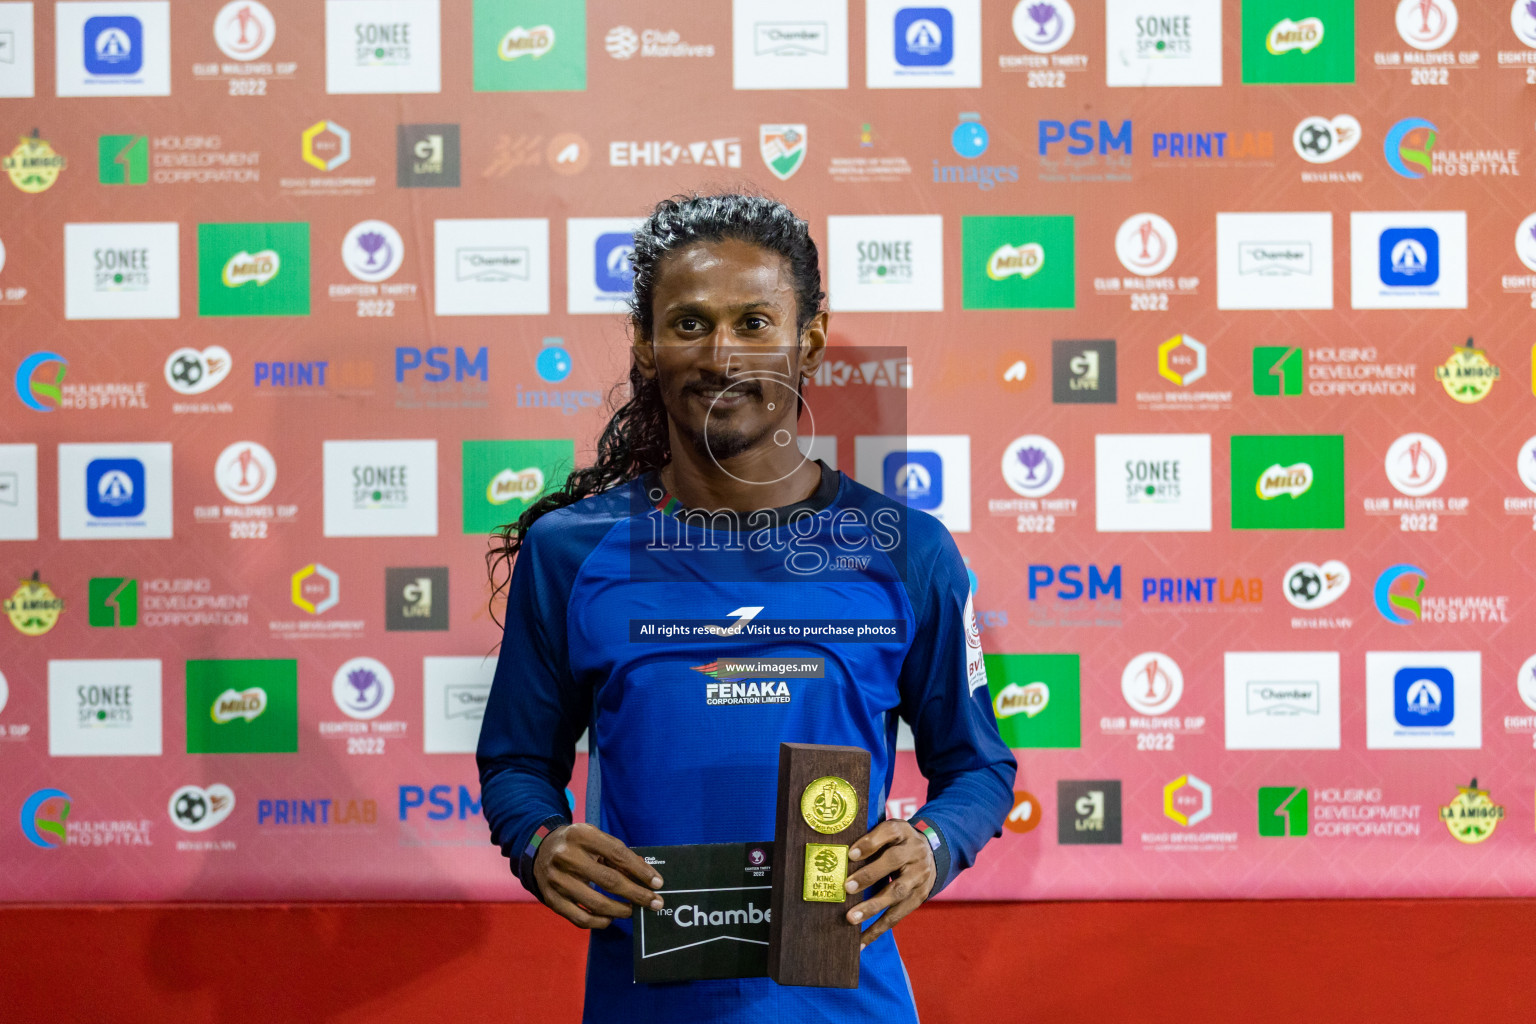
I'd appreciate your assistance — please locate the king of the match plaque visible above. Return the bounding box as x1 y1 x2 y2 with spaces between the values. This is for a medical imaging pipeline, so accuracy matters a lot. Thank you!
767 742 871 989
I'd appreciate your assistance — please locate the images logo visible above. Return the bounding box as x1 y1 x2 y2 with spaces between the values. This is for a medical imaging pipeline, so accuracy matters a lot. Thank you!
186 659 298 753
1435 339 1499 403
1122 652 1183 716
1374 564 1427 624
1252 346 1303 395
1057 780 1121 844
1114 213 1177 277
169 783 235 832
1001 435 1063 498
1384 433 1447 497
1258 787 1308 836
1292 114 1359 163
759 124 806 181
962 215 1074 310
986 653 1080 748
1440 779 1502 843
1012 0 1074 54
1163 774 1212 826
1384 117 1436 178
332 656 395 720
951 111 988 157
1283 560 1350 610
15 351 66 411
20 788 69 848
87 577 137 627
1158 335 1206 386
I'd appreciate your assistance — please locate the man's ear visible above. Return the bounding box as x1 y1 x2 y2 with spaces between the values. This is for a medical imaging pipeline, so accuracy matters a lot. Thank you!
632 334 658 379
798 310 829 377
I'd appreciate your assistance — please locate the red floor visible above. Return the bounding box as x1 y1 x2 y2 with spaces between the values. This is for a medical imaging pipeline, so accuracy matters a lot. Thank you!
1 900 1531 1022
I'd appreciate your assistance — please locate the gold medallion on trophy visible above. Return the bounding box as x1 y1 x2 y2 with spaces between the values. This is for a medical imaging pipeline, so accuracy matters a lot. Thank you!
800 776 858 835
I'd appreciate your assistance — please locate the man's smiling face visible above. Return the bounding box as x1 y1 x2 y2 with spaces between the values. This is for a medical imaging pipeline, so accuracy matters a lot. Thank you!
637 238 821 466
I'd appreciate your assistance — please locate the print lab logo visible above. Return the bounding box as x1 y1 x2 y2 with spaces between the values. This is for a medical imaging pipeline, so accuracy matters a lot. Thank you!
291 562 339 615
1293 115 1359 163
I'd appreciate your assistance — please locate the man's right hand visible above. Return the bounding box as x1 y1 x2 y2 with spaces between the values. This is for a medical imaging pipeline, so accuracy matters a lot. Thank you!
533 823 665 929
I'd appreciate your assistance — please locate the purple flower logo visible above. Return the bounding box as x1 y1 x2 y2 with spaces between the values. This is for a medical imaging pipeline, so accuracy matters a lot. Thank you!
342 220 403 282
347 668 384 711
1016 445 1053 486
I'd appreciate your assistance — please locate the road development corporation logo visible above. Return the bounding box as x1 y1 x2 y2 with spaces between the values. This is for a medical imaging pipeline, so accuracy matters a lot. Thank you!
20 788 70 848
1293 115 1359 163
1283 560 1350 610
1441 779 1502 843
169 783 235 832
292 562 339 615
1163 774 1212 827
759 124 806 180
331 656 395 720
1122 652 1183 716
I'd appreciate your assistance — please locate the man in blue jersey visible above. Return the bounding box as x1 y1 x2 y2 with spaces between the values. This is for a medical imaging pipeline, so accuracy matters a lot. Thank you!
478 193 1015 1022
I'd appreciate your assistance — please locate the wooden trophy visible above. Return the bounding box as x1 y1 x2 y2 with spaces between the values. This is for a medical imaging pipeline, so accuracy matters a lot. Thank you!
767 742 871 989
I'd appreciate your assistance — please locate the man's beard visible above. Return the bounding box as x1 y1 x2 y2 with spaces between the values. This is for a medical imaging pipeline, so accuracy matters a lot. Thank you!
663 369 789 464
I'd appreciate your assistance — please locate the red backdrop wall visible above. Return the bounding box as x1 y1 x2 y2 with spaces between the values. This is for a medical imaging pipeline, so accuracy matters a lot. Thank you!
3 900 1531 1022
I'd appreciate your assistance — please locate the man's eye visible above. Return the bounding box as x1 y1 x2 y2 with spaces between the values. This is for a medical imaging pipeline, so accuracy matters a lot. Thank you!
742 316 769 330
676 318 705 332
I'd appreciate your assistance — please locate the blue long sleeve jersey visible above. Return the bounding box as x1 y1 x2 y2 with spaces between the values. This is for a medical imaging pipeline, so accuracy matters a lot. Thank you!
477 461 1016 1023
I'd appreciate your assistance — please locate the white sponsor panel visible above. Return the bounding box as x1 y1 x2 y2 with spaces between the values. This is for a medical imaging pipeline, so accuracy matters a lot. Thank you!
826 215 944 312
1104 0 1223 87
423 655 494 754
64 222 179 320
1224 652 1341 750
732 0 848 90
57 441 173 540
1365 650 1482 750
854 434 971 532
434 218 549 316
48 658 163 756
1216 212 1334 310
322 439 438 537
0 443 39 541
324 0 440 94
1094 434 1212 532
55 1 171 97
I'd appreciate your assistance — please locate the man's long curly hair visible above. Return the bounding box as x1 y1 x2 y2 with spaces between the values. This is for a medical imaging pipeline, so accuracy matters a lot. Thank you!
484 192 826 626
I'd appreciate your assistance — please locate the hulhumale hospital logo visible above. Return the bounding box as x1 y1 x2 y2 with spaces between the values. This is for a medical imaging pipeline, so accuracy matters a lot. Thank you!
1384 118 1436 179
20 788 70 848
15 351 67 411
1375 564 1427 624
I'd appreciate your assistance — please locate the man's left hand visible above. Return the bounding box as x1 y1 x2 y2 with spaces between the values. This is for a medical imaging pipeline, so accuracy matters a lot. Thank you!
841 819 936 950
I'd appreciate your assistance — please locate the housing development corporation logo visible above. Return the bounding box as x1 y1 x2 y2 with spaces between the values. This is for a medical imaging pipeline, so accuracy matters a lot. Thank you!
1258 786 1308 836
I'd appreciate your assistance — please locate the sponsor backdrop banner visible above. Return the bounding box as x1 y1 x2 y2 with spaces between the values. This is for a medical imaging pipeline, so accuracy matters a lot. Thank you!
3 0 1536 900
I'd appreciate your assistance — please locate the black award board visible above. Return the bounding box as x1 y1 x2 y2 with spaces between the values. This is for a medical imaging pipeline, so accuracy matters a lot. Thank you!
631 841 775 983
